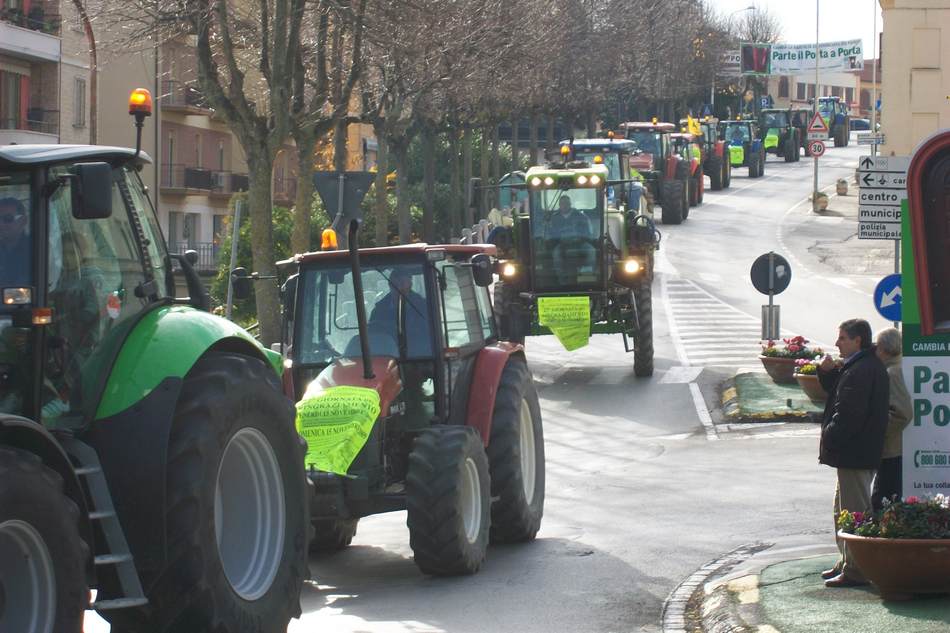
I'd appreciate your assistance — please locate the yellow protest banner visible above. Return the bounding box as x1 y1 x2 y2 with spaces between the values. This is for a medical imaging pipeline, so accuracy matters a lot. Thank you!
538 296 590 351
295 385 381 475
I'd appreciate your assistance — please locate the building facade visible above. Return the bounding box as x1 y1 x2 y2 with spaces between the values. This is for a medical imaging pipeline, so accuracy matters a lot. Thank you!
879 0 950 156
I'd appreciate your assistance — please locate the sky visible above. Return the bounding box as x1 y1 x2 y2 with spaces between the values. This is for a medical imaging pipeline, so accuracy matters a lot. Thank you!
710 0 884 60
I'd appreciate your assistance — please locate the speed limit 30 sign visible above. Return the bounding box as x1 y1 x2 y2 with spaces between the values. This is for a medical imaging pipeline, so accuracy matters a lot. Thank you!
809 140 826 157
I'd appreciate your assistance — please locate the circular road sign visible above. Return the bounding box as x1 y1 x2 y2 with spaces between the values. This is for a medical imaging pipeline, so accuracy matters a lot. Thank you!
809 140 826 157
750 252 793 295
873 273 902 322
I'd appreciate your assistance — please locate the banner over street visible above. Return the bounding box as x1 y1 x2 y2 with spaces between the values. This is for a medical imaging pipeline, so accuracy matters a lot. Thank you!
739 39 864 76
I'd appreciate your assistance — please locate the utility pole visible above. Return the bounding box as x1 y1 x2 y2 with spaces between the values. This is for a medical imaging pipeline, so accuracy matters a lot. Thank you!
812 0 820 212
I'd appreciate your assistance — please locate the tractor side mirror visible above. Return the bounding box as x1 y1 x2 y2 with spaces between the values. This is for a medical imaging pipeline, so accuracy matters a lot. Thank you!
70 162 112 220
183 249 199 266
281 274 298 317
231 267 251 300
471 253 493 287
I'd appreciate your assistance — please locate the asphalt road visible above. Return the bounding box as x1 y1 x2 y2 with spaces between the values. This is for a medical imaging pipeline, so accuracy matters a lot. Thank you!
85 137 888 633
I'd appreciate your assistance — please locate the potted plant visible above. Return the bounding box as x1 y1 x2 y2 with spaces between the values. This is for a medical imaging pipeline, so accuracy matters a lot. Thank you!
838 495 950 600
759 336 818 384
793 356 827 403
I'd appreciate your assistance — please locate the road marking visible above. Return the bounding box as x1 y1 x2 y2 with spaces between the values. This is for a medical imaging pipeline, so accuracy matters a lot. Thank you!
660 366 703 384
690 382 718 441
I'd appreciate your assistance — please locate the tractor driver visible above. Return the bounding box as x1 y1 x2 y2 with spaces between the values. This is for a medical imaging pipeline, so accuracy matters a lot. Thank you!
370 268 431 358
0 197 30 288
548 195 595 277
730 125 747 145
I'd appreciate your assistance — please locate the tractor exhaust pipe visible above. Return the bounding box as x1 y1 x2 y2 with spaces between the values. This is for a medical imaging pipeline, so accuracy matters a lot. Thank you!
347 219 375 379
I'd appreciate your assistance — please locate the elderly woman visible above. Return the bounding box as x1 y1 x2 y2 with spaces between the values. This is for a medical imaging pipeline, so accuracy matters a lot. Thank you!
872 327 913 511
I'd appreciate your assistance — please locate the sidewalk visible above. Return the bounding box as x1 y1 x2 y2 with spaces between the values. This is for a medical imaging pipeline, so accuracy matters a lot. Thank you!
664 533 950 633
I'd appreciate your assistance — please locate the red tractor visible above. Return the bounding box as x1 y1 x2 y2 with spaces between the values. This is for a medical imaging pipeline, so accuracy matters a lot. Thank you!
234 222 545 575
671 132 705 207
619 121 691 224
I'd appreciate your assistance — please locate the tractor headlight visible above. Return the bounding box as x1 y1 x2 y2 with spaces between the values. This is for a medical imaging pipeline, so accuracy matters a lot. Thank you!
543 176 555 186
502 262 518 278
623 259 641 274
590 175 601 185
3 288 31 305
530 176 542 187
577 175 588 185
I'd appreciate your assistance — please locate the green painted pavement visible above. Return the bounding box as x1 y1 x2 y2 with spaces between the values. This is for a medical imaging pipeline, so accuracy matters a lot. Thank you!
759 555 950 633
731 372 823 419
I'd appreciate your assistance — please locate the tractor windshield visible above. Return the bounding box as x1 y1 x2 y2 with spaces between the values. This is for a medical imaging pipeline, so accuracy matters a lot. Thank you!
529 186 603 290
762 111 788 128
295 261 433 366
627 131 661 156
724 124 751 144
574 152 620 180
0 172 33 418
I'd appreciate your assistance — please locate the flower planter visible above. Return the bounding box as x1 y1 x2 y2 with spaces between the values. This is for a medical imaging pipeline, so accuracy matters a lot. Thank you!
838 532 950 600
794 373 827 403
759 355 799 384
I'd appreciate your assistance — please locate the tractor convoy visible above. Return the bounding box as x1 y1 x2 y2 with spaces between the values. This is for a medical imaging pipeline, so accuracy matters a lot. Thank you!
1 86 855 631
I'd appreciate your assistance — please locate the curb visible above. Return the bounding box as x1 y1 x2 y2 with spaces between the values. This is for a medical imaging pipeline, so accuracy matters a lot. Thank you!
661 542 772 633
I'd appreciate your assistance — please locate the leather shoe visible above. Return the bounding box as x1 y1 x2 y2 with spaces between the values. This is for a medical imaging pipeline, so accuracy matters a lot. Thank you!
824 573 869 588
820 567 842 580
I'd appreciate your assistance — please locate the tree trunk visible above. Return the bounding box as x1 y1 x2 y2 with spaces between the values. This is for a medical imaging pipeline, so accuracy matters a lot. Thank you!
245 154 280 346
479 126 490 220
392 141 411 243
422 125 436 243
291 134 317 255
528 112 538 167
374 126 389 247
490 124 500 210
448 128 461 236
510 118 520 174
586 109 596 137
333 118 349 172
462 127 473 228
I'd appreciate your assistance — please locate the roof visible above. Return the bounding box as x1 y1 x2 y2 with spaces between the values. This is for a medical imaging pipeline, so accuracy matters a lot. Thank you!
621 122 676 133
0 145 151 167
561 138 639 153
524 163 609 178
284 243 497 266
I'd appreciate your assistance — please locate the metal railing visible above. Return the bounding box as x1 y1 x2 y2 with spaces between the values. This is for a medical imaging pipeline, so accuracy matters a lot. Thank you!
210 171 249 195
167 241 220 273
1 110 59 136
161 164 213 190
161 79 210 110
0 5 60 34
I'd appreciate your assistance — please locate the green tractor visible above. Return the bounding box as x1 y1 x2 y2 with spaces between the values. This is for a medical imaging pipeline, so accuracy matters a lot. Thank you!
759 108 802 163
235 223 545 574
0 90 308 633
719 118 766 178
488 154 659 376
817 96 851 147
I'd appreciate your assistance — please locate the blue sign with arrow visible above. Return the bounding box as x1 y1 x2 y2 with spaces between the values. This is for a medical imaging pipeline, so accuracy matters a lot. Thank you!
873 273 902 321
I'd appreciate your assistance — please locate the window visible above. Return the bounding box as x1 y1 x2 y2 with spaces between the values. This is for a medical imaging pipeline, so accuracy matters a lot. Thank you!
832 86 842 98
796 82 806 100
846 88 854 105
167 211 181 248
778 77 789 98
73 77 86 128
0 71 22 129
861 89 871 110
437 261 482 348
807 84 815 99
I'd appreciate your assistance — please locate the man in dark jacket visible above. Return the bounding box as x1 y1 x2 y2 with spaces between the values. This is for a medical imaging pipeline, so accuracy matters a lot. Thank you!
817 318 889 588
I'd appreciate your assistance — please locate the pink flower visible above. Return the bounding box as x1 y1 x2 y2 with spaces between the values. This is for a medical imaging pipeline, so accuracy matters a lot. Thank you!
787 344 801 352
906 496 919 504
853 511 864 524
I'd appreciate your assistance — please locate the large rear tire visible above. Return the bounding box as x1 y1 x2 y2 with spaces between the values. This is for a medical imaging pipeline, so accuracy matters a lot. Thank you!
706 156 723 191
0 446 87 633
783 135 796 162
695 167 704 205
487 358 545 543
310 518 359 553
660 180 685 225
723 158 732 188
633 284 654 377
105 352 308 633
407 426 490 576
687 175 698 207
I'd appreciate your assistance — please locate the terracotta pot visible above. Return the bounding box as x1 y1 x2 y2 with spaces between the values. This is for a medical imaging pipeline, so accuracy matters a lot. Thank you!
794 373 827 403
838 532 950 600
759 355 798 384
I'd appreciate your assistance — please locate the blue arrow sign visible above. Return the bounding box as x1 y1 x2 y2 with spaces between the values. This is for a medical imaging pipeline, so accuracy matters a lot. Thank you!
873 273 902 322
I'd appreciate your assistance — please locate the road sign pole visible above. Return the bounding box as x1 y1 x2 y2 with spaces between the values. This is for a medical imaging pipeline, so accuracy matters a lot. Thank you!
894 238 900 328
871 0 878 158
813 0 820 212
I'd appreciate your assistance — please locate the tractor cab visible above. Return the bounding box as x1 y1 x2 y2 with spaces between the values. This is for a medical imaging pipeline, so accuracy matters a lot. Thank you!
272 233 546 574
718 118 766 178
561 137 648 214
816 96 851 146
759 108 802 162
617 121 689 224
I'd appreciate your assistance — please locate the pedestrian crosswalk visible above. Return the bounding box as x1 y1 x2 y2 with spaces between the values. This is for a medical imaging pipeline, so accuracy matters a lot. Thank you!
663 276 766 367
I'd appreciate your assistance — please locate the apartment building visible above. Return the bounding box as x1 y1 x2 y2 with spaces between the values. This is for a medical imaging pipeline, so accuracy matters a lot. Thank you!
765 71 862 112
0 0 92 145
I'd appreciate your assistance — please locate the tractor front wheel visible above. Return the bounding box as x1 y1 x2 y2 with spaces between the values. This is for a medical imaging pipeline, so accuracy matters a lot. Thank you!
695 167 704 205
407 426 490 575
660 180 685 225
687 175 698 207
783 137 796 162
487 358 545 543
108 352 308 633
0 446 87 633
723 159 732 188
633 284 654 377
706 156 723 190
310 518 359 553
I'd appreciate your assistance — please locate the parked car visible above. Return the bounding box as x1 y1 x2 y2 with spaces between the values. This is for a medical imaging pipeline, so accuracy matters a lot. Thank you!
850 118 871 131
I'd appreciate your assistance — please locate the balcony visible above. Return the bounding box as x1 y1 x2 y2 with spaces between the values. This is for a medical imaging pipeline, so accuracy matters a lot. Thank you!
161 80 211 114
0 109 59 144
168 241 221 274
161 163 213 191
210 171 249 196
0 8 60 62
